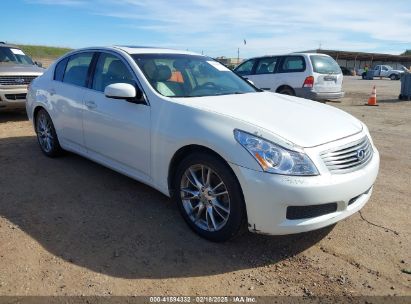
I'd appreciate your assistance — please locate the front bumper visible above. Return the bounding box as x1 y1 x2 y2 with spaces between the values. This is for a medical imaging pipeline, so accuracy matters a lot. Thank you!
230 141 379 235
0 87 27 109
296 88 345 100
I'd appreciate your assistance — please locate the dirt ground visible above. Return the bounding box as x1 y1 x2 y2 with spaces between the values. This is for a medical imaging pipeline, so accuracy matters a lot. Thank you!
0 76 410 297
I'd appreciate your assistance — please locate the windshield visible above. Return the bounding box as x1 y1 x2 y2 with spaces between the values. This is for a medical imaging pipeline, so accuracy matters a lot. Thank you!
310 55 341 74
0 47 35 65
132 54 258 97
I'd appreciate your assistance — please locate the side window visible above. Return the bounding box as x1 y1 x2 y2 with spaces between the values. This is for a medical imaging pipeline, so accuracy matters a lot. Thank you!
382 66 389 71
235 59 256 75
92 53 134 92
63 52 94 87
54 58 68 81
279 56 306 73
255 57 278 74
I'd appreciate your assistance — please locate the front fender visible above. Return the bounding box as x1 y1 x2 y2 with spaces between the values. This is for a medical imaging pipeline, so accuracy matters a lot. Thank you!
149 101 263 196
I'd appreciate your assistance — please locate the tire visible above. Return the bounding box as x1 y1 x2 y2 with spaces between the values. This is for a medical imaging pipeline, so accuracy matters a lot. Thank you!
35 109 63 157
277 86 295 96
172 152 247 242
389 74 397 80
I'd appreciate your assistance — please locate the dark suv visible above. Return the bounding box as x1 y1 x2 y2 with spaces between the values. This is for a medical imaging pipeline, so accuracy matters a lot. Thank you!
0 42 44 110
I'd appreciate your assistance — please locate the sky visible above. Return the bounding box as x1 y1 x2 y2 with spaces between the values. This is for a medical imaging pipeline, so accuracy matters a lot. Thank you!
1 0 410 58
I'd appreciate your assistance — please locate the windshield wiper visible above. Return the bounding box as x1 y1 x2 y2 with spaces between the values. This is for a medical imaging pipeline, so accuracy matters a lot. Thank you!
213 91 247 96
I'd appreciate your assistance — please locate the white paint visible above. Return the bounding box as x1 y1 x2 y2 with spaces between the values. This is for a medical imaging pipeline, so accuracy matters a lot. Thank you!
207 60 230 71
11 48 25 55
26 46 380 236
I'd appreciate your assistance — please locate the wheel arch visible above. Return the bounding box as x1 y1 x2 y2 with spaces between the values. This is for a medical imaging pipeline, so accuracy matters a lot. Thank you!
167 144 242 196
276 85 295 95
389 73 398 80
33 105 47 127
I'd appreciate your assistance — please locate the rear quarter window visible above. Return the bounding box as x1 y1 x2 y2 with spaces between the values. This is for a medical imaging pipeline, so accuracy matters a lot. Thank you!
62 52 94 87
54 58 68 81
278 56 306 73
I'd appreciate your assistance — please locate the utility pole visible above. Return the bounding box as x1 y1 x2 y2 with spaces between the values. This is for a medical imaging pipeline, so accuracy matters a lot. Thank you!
237 47 240 64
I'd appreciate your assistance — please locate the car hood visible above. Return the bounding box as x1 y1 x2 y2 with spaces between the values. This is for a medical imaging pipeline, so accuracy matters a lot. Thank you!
175 92 362 148
0 64 44 75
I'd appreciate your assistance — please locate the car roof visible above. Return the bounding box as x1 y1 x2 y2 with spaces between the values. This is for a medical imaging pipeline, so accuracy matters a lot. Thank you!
0 42 21 49
114 46 200 55
244 52 330 61
70 46 202 56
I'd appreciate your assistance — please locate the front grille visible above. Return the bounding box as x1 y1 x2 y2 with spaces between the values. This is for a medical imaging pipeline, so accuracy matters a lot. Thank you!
286 203 338 220
5 93 26 100
0 75 38 85
320 137 373 174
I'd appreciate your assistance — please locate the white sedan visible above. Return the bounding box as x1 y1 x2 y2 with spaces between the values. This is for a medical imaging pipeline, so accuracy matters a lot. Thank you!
26 46 379 242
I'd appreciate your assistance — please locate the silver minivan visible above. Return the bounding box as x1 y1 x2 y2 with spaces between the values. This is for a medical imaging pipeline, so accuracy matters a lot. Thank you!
234 53 344 100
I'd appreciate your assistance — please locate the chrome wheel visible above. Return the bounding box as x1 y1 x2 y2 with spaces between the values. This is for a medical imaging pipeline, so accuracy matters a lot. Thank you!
180 164 230 232
37 112 54 153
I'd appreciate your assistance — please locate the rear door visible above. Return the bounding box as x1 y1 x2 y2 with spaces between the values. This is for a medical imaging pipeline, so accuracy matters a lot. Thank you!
50 51 95 152
310 55 343 93
245 57 279 91
275 55 307 91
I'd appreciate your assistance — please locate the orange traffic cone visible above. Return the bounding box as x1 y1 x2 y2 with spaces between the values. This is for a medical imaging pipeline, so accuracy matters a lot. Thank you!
366 85 378 106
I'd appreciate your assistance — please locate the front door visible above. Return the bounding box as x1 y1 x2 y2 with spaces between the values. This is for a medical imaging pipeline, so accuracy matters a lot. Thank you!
246 57 279 91
82 52 151 179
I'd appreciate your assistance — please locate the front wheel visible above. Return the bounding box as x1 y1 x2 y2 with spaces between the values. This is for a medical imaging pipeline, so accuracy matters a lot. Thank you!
389 74 398 80
172 153 246 242
35 109 63 157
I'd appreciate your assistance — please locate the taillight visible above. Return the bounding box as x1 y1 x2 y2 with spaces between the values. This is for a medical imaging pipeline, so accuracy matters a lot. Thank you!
303 76 314 88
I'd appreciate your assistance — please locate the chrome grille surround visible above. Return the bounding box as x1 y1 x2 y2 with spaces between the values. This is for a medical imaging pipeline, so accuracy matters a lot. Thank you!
0 75 38 86
320 136 373 174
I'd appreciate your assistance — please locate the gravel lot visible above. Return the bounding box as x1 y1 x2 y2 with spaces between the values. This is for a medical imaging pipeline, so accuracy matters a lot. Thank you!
0 76 410 296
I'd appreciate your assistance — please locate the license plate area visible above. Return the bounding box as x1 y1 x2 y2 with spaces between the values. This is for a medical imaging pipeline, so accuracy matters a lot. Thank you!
323 75 337 82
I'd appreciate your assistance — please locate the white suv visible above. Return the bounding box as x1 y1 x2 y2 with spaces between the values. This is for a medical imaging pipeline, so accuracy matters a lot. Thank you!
234 53 344 100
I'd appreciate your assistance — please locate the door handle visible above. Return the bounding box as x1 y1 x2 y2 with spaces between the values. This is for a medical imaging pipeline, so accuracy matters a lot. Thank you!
85 100 97 109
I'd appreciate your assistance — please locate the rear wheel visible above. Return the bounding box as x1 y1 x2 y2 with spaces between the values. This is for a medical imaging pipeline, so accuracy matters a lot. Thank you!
389 74 398 80
172 152 246 242
35 109 63 157
277 86 295 96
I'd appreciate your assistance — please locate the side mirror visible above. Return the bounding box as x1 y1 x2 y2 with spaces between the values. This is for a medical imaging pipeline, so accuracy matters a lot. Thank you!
35 61 43 68
104 83 145 103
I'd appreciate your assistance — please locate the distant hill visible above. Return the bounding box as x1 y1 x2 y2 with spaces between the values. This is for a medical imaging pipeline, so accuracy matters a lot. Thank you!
14 44 72 67
401 50 411 56
17 44 72 59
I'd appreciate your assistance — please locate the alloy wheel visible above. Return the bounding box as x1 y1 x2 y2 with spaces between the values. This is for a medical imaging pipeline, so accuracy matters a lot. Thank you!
180 164 231 232
37 113 54 153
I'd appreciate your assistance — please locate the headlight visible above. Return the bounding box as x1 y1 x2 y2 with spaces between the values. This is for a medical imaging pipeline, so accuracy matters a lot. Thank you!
234 129 319 176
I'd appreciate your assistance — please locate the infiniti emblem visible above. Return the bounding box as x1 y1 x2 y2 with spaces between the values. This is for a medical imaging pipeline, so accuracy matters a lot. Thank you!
357 149 366 160
14 78 25 84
